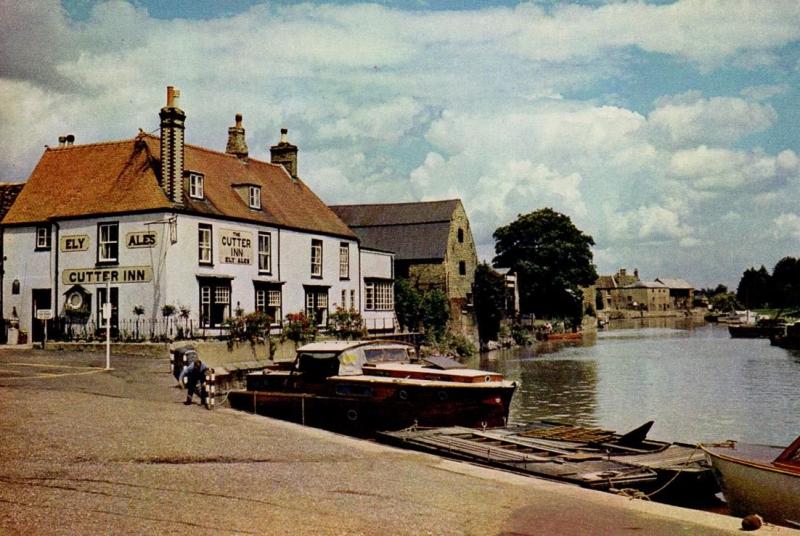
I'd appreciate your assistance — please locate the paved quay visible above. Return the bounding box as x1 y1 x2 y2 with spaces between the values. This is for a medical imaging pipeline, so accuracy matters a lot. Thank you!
0 348 795 535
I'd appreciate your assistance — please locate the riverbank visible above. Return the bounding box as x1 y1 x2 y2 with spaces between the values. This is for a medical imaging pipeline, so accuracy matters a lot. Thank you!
0 348 794 535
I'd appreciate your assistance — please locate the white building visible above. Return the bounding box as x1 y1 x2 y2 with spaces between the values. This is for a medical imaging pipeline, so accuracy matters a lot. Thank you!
2 87 395 342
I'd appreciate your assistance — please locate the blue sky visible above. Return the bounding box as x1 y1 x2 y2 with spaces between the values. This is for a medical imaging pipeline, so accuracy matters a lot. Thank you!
2 0 799 289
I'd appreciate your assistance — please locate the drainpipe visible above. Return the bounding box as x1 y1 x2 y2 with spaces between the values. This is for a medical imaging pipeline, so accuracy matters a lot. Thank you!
0 226 4 340
53 221 60 337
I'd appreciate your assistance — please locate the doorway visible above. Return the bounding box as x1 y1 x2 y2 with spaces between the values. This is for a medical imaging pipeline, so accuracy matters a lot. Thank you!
31 288 52 343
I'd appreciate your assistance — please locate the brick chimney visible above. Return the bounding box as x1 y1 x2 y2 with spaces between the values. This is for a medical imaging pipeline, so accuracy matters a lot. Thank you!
270 128 298 180
159 86 186 204
226 113 248 159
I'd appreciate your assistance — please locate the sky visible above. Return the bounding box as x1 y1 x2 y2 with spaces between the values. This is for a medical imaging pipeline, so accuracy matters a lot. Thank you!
1 0 799 289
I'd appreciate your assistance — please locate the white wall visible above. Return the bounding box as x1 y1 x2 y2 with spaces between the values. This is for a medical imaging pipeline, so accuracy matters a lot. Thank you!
360 249 395 332
278 229 360 318
3 211 371 337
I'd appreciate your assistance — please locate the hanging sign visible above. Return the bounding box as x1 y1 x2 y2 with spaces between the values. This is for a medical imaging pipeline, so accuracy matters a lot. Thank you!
60 235 90 252
219 228 252 265
126 230 158 249
62 266 153 285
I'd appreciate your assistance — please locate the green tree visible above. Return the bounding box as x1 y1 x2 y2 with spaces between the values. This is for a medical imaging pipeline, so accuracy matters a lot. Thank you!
473 263 506 344
492 208 597 318
394 279 422 332
771 257 800 307
421 288 449 341
736 266 771 309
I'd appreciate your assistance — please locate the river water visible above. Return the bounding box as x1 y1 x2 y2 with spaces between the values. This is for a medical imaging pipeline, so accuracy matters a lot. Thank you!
468 319 800 446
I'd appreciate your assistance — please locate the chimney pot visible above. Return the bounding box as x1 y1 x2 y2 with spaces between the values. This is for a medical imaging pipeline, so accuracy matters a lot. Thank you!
226 114 249 159
65 134 75 147
270 128 298 179
58 136 66 148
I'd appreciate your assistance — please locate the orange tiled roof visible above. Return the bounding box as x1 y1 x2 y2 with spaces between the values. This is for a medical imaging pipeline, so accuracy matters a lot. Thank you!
3 134 355 239
0 183 25 220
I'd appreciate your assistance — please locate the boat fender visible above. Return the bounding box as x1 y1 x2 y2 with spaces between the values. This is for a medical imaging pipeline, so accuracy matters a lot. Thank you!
741 514 763 531
346 409 358 422
398 390 408 401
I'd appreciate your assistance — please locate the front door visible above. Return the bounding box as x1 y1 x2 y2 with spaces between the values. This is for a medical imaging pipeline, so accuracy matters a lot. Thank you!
31 288 52 343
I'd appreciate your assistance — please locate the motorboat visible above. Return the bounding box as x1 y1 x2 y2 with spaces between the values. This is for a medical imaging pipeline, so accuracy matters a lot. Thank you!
702 436 800 527
227 340 517 436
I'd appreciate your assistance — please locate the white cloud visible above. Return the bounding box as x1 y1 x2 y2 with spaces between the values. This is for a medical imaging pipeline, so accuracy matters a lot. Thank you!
773 213 800 240
669 146 796 191
317 97 426 143
646 93 776 148
740 84 790 101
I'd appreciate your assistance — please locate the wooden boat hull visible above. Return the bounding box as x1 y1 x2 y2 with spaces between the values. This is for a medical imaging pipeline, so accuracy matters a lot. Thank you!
543 332 582 341
228 379 516 436
728 325 784 339
704 443 800 525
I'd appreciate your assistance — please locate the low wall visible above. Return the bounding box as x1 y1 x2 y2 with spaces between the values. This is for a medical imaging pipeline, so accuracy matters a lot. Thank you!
45 338 298 363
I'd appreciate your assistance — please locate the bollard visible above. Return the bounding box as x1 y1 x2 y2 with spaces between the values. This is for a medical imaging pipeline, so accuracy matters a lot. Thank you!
203 368 215 410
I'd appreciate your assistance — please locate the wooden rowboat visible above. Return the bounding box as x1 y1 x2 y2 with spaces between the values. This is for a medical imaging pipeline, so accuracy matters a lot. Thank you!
380 421 719 505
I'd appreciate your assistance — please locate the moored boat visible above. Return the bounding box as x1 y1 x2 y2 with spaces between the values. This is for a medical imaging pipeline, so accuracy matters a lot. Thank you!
543 331 582 341
702 437 800 526
770 321 800 349
380 420 718 505
728 318 785 339
227 340 517 436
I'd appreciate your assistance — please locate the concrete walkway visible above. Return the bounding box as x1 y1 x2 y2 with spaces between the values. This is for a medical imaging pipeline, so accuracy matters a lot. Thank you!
0 348 794 535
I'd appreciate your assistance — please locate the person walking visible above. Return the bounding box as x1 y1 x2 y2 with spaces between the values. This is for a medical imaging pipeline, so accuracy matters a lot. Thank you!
180 356 210 409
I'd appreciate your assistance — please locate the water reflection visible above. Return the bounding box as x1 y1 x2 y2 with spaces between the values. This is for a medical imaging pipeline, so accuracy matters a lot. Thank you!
477 319 800 446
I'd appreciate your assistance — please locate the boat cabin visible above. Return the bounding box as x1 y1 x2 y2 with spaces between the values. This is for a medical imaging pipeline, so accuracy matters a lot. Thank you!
295 340 417 378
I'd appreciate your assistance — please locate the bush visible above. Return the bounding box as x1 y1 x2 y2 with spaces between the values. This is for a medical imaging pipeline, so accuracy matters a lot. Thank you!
421 289 449 340
328 307 367 340
511 323 532 346
283 312 317 344
425 333 476 358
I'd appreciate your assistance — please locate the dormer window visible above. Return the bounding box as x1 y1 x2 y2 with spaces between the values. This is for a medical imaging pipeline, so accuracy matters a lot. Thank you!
189 173 204 199
249 186 261 209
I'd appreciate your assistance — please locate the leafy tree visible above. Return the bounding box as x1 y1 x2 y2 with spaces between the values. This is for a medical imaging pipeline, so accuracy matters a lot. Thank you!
736 266 771 309
771 257 800 307
473 263 506 344
421 288 449 341
492 208 597 318
394 279 422 332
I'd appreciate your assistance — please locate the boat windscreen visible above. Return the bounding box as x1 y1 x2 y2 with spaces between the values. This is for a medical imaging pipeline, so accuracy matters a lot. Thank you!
298 352 339 360
364 347 410 363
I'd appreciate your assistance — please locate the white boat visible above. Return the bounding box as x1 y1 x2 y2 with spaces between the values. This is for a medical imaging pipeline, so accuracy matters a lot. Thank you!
703 437 800 527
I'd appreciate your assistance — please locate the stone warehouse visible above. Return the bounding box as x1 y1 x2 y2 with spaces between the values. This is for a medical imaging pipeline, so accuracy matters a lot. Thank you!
330 200 478 338
1 87 395 343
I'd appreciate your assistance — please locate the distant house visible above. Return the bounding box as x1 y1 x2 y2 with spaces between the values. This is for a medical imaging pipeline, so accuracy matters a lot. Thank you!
330 199 478 336
617 280 670 312
494 267 520 317
655 278 695 310
595 268 640 310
